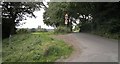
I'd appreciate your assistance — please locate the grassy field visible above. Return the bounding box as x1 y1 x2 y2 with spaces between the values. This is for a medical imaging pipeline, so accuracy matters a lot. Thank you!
2 32 73 62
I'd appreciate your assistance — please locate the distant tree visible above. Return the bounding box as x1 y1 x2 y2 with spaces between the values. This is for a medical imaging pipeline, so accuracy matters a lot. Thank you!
31 28 36 32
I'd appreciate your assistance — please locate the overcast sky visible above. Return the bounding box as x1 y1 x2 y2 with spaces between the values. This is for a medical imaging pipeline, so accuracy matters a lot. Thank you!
17 0 54 29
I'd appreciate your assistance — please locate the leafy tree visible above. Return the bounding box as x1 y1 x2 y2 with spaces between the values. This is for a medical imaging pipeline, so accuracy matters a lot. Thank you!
43 2 120 38
44 3 91 32
2 2 45 38
43 2 70 27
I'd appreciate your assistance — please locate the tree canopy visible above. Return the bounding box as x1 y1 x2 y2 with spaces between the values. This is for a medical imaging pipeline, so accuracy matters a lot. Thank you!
2 2 45 38
43 2 70 27
43 2 120 38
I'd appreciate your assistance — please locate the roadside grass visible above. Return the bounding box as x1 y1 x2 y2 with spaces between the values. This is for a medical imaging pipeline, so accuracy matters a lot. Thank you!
91 31 119 39
2 32 73 62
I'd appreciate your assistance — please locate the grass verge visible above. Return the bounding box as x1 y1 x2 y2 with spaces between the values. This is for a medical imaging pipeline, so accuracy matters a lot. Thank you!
91 31 119 39
2 32 73 62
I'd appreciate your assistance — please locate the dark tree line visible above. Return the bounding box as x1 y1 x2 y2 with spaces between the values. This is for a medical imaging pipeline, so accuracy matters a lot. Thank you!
43 2 120 38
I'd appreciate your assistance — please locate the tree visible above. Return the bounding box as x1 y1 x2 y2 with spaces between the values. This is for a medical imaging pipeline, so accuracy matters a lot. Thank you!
43 2 70 27
43 2 93 31
43 2 120 38
2 2 45 38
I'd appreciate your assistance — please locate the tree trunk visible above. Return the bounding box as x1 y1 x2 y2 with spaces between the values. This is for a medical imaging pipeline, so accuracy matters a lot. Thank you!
10 17 16 35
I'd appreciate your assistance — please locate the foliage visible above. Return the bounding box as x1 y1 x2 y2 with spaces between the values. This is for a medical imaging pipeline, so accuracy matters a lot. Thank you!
89 3 120 39
16 28 29 34
54 26 71 34
2 32 73 62
43 2 70 27
43 2 120 39
2 2 45 38
30 28 36 32
73 25 80 32
37 28 48 32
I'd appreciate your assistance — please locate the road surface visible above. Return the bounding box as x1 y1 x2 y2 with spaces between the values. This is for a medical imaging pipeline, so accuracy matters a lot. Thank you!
55 33 118 62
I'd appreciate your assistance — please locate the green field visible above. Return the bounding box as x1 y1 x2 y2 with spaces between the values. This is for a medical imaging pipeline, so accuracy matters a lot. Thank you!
2 32 73 62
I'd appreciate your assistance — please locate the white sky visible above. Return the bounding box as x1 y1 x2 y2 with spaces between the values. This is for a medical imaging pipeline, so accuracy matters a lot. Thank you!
17 0 54 29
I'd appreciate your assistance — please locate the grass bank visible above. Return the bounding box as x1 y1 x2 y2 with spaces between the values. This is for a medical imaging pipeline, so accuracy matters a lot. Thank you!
91 31 119 39
2 32 73 62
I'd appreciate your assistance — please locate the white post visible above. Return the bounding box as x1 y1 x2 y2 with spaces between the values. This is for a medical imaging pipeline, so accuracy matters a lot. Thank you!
65 14 68 25
9 34 12 46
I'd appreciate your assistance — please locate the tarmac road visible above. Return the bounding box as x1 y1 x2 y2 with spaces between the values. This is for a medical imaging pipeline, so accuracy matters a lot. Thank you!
55 33 118 62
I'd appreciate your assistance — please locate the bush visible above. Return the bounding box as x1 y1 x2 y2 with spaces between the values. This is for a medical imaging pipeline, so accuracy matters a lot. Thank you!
16 28 29 34
54 26 71 34
43 45 61 57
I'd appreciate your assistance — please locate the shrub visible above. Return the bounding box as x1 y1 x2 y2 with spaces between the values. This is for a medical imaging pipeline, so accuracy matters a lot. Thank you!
44 46 61 56
54 26 71 34
30 28 36 32
16 28 29 34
